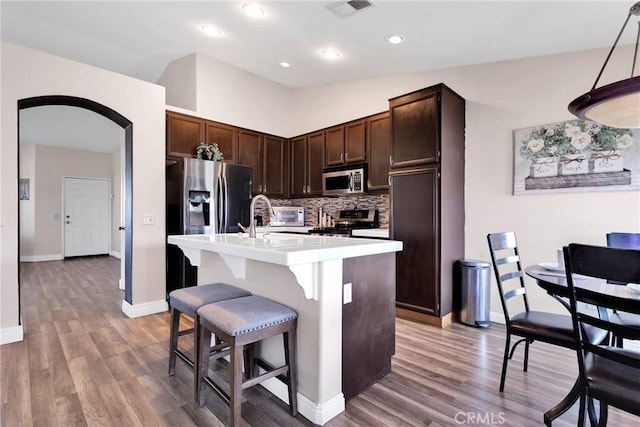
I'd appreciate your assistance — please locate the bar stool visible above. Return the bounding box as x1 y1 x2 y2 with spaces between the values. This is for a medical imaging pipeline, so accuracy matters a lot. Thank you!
168 283 252 379
195 295 298 427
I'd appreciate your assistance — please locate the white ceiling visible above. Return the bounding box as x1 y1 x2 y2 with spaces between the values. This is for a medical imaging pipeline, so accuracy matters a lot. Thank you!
4 1 638 153
2 1 637 89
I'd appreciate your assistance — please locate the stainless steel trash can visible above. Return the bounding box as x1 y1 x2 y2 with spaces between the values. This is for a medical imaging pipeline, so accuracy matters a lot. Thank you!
457 259 491 327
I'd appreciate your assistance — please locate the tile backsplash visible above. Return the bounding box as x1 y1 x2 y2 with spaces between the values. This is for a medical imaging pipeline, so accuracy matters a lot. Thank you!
254 194 390 228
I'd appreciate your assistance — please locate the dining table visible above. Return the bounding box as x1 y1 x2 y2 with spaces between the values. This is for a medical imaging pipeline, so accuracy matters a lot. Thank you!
524 264 640 426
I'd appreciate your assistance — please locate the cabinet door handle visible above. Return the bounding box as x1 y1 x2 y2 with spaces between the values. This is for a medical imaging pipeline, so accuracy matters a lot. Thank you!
345 153 349 160
389 155 393 166
388 176 391 186
303 185 306 194
263 185 267 193
341 153 344 162
306 185 310 193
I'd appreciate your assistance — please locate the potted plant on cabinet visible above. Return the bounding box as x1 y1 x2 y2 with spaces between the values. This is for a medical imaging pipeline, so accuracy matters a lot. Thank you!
195 143 224 161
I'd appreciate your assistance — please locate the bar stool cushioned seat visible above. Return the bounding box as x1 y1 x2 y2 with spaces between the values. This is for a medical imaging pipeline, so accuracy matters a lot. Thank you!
196 295 298 427
168 283 252 378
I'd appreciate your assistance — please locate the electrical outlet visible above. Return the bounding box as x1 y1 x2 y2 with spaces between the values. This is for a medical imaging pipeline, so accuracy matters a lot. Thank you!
142 214 154 225
343 282 352 304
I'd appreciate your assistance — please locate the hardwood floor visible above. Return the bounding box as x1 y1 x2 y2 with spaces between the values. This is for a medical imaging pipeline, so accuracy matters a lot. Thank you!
1 256 636 426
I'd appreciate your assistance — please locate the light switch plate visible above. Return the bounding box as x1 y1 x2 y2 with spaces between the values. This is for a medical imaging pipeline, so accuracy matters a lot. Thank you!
343 282 352 304
142 214 154 225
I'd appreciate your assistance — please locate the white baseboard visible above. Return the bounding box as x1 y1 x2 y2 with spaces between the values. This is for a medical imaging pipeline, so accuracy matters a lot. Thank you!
259 369 345 424
19 254 64 262
110 250 121 259
121 299 168 318
0 325 24 345
490 311 505 325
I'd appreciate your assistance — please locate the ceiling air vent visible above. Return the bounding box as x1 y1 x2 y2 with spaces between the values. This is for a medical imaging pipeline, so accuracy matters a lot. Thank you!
326 0 375 18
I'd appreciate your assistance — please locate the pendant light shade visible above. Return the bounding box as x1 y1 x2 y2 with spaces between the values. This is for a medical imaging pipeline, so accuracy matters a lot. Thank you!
568 2 640 129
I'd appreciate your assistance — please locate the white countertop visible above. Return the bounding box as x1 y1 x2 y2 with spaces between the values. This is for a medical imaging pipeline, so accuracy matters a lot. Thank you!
168 232 402 267
351 228 389 238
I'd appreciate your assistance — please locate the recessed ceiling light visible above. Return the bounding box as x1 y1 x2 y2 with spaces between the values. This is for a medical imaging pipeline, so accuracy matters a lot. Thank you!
201 25 222 37
386 34 404 44
242 3 264 17
279 61 291 68
321 49 340 60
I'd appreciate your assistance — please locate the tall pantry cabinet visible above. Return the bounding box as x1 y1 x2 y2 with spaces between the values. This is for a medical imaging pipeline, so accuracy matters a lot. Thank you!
389 84 465 327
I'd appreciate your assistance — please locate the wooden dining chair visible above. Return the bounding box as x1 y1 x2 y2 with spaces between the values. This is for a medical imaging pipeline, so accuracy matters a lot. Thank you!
605 232 640 347
486 232 608 393
563 244 640 426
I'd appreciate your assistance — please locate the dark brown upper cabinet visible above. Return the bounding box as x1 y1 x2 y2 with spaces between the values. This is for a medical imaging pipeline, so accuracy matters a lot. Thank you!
366 112 390 191
238 130 288 197
389 89 439 168
205 121 237 164
166 112 204 158
238 129 263 195
290 131 324 198
166 112 238 162
325 119 366 166
262 135 288 198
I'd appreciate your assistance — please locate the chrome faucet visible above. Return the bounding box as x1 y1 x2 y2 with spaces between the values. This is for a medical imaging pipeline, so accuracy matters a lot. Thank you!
249 194 275 238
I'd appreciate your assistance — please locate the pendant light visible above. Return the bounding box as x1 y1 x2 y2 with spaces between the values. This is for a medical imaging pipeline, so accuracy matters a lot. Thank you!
568 2 640 129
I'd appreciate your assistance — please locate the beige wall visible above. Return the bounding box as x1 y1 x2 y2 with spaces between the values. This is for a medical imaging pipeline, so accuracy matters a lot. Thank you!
1 42 166 336
157 53 197 111
19 145 113 259
19 145 36 255
161 53 293 136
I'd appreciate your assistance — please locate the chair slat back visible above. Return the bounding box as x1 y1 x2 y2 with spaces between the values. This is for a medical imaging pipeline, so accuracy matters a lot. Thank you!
564 244 640 375
503 287 526 301
487 232 530 322
606 232 640 249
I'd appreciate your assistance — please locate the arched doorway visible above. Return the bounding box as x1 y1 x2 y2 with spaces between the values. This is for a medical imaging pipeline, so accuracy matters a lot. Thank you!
18 95 133 304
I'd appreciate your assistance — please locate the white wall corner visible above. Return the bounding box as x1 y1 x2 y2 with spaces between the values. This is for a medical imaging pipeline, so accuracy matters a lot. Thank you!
110 250 121 259
0 325 24 345
121 299 168 318
157 53 197 111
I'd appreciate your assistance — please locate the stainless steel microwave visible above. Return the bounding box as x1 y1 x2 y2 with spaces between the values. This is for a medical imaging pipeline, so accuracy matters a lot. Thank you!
322 164 367 196
270 206 305 227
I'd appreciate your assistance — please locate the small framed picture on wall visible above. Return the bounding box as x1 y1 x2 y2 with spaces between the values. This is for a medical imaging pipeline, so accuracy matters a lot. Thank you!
19 178 30 200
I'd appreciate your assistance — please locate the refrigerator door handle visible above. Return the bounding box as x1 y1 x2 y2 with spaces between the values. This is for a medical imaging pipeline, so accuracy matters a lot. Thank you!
222 176 229 233
217 176 224 234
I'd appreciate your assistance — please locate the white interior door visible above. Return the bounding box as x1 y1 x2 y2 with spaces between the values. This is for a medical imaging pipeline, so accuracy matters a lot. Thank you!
64 177 110 257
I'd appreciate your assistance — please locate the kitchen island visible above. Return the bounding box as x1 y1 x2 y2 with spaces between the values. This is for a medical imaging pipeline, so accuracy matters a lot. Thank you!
168 233 402 425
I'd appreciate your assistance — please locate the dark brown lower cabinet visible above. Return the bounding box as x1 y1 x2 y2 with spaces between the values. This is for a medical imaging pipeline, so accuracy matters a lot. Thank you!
390 167 439 316
342 253 396 400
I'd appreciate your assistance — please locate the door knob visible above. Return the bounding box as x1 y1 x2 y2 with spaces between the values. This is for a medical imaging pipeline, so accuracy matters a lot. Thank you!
118 226 125 231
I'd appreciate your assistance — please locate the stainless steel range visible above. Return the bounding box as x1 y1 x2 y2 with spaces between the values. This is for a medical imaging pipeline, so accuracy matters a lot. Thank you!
309 209 379 237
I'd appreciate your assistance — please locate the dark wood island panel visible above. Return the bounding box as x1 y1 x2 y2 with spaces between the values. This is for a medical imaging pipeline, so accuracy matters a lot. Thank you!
342 252 396 400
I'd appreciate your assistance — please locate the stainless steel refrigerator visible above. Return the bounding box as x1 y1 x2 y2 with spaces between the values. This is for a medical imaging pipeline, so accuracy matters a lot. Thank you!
166 158 252 294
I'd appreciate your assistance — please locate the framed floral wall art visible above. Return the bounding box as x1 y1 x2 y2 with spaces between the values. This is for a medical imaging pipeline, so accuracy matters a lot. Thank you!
513 119 639 195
